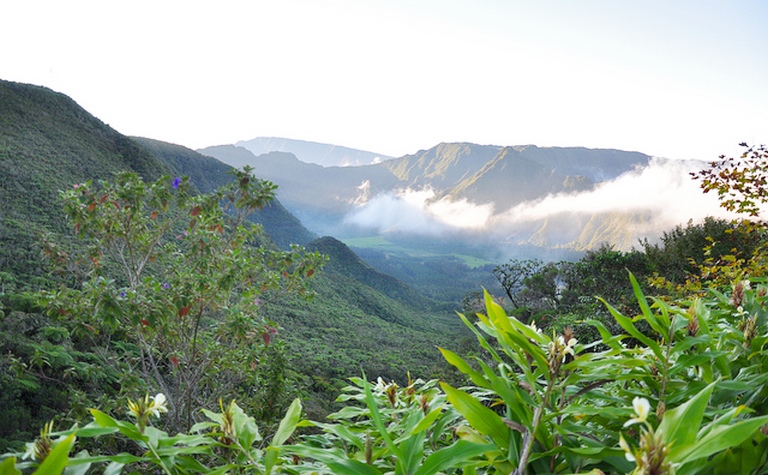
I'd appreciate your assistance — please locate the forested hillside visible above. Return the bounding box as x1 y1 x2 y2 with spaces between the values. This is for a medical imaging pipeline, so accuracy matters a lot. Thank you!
0 80 166 285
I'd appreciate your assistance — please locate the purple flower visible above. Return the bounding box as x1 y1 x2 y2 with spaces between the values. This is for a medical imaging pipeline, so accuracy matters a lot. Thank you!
172 177 181 189
163 283 170 290
119 292 127 298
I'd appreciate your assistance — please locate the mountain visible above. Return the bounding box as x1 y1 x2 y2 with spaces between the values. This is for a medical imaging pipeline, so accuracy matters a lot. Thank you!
388 143 649 208
198 145 401 233
201 141 653 253
0 79 167 284
235 136 393 167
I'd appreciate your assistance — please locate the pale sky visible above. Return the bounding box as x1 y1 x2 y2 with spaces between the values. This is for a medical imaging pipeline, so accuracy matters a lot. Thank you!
2 0 767 161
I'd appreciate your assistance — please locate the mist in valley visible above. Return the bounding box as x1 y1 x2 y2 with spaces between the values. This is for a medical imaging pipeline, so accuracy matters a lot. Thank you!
342 157 731 258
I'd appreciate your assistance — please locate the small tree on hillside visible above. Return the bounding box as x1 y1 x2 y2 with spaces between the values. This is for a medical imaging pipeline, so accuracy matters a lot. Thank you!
41 168 327 431
492 259 543 312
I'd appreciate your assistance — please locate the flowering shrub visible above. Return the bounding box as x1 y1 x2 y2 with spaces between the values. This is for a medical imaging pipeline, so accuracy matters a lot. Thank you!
37 169 326 432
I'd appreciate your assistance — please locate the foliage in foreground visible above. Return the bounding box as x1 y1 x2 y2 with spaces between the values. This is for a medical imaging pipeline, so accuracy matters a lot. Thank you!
4 273 768 474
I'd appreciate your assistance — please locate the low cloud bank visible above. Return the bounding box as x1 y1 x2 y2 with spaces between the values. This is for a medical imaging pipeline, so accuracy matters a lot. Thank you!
344 187 494 235
496 157 732 234
343 158 733 246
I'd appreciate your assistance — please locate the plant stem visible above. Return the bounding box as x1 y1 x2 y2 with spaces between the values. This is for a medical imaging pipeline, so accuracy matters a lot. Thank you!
516 376 556 475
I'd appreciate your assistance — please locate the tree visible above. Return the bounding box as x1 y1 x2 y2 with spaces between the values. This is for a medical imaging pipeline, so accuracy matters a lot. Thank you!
492 259 544 311
40 169 326 431
678 142 768 290
641 217 763 289
692 142 768 219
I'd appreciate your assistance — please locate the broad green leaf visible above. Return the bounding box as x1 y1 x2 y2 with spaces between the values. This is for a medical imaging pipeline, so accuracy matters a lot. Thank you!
231 402 261 449
103 462 124 475
396 430 425 475
89 409 118 428
674 415 768 464
363 375 401 459
272 398 302 447
410 407 443 435
458 312 502 362
32 433 75 475
0 457 21 475
311 422 365 450
265 398 302 474
62 451 90 475
629 272 656 325
413 440 494 475
327 460 385 475
600 298 663 358
89 410 144 442
441 382 510 450
439 348 490 389
659 382 715 459
285 445 382 475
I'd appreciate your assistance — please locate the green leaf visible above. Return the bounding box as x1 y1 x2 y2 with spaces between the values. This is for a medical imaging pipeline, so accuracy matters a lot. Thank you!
363 375 401 459
439 348 490 389
231 402 261 449
62 451 91 475
659 382 715 459
265 398 302 474
89 409 144 441
441 382 510 450
311 422 365 450
103 462 124 475
32 433 75 475
674 415 768 464
413 440 494 475
0 457 21 475
410 407 443 435
89 409 117 428
271 398 302 447
285 446 382 475
600 298 663 358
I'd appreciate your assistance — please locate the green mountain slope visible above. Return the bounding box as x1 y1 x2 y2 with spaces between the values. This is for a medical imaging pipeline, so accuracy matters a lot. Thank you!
269 236 467 417
0 80 168 285
306 236 450 312
381 142 500 187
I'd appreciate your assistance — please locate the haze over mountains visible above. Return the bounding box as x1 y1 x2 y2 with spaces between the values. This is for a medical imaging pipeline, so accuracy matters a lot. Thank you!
201 140 728 258
235 137 393 167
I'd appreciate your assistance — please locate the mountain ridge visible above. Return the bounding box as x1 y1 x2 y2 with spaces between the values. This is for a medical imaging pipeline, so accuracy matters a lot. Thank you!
201 140 654 252
235 136 393 167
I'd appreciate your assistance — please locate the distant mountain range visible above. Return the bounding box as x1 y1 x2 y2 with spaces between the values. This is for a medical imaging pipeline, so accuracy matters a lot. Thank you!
199 141 660 254
235 137 393 167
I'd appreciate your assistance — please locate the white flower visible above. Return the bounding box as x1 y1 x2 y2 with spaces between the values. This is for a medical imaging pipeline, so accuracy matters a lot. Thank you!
374 377 387 392
563 337 577 358
149 393 168 417
619 434 636 462
624 397 651 427
528 321 542 334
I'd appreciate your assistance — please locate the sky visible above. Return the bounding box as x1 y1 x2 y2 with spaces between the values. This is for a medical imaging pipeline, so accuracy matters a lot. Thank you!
2 0 767 161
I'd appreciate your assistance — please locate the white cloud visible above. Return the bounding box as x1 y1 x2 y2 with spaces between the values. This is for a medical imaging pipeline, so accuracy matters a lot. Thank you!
344 158 737 249
496 157 732 232
344 187 494 235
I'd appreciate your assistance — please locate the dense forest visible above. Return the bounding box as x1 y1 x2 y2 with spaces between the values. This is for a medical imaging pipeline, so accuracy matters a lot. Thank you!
2 80 768 474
